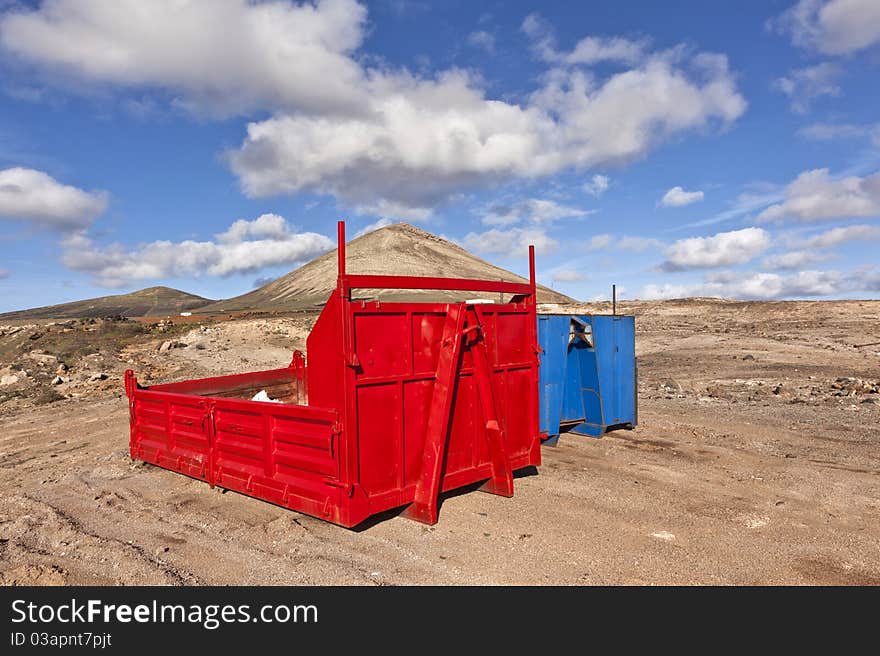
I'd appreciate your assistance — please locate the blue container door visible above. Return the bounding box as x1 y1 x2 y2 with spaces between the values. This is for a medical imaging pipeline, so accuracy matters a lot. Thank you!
568 316 605 437
537 315 569 443
610 316 636 426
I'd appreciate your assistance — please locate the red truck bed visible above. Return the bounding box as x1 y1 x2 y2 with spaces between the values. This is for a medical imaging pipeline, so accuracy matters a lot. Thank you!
125 222 541 528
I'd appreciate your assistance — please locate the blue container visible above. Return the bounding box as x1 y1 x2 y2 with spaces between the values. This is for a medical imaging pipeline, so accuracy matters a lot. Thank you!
537 314 636 444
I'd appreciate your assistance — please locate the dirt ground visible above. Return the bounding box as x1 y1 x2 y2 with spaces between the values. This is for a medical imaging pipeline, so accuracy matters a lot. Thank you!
0 299 878 585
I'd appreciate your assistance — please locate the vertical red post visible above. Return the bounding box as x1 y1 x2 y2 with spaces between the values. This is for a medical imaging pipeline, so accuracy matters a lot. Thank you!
528 244 536 300
337 220 346 279
527 243 541 465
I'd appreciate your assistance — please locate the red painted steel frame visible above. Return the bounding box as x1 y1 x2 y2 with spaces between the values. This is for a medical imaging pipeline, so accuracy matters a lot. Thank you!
126 221 541 528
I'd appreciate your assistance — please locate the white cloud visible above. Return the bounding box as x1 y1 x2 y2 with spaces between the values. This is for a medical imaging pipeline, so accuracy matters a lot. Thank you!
1 2 746 218
762 250 835 270
617 235 664 251
522 14 646 65
583 174 609 197
798 122 880 146
661 227 771 271
0 267 8 279
353 199 431 222
639 269 880 300
467 30 495 55
0 167 107 230
551 269 585 282
0 0 370 117
462 227 559 257
586 234 613 250
774 63 842 114
660 186 705 207
483 198 591 226
563 37 646 66
771 0 880 56
230 54 744 216
60 214 333 287
758 168 880 222
641 268 879 300
801 223 880 247
354 217 393 237
216 213 291 243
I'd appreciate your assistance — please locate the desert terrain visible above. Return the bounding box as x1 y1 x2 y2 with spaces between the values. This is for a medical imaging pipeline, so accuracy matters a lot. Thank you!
0 298 877 585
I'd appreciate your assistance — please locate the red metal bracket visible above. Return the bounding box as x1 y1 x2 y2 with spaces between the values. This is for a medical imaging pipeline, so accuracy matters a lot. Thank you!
289 350 306 369
202 400 217 488
323 478 355 497
402 303 467 525
471 306 513 497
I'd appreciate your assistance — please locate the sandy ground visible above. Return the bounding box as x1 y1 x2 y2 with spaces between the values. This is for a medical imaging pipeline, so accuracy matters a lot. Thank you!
0 300 878 585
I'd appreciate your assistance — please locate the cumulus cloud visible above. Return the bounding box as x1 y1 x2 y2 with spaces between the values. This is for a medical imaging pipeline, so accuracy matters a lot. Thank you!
762 250 835 270
774 62 842 114
801 223 880 247
660 186 705 207
758 169 880 222
462 227 559 257
1 2 746 218
467 30 495 55
660 227 771 271
229 53 744 216
583 174 609 197
483 198 590 226
551 269 585 282
641 267 879 300
61 214 333 287
0 167 108 230
0 0 370 117
216 213 291 243
522 14 646 65
771 0 880 56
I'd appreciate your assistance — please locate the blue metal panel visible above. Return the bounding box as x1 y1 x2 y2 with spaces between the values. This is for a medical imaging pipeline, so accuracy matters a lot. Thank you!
537 315 567 445
538 313 636 443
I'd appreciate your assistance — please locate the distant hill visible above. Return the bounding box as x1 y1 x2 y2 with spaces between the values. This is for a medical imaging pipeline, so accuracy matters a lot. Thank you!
0 286 213 320
198 223 575 312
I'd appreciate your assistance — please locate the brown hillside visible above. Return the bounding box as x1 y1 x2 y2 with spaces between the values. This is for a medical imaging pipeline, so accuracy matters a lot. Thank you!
0 286 212 320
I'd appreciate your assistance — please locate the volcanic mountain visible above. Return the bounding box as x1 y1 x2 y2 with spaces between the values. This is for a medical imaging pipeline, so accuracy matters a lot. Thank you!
197 223 574 312
0 286 213 320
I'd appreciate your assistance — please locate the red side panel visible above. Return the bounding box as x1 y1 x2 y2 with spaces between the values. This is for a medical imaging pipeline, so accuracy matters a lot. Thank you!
129 380 344 524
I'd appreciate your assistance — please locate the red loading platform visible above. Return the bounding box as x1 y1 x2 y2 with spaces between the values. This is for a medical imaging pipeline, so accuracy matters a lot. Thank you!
125 221 542 527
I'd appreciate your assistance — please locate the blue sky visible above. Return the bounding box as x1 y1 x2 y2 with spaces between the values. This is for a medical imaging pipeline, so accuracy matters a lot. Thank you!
0 0 879 312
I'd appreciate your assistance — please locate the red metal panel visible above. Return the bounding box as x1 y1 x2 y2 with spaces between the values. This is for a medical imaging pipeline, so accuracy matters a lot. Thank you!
343 274 532 295
356 382 402 495
411 312 445 374
126 220 541 528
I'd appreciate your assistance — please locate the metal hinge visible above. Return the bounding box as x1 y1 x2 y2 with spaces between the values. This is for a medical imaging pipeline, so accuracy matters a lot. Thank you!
329 421 342 457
